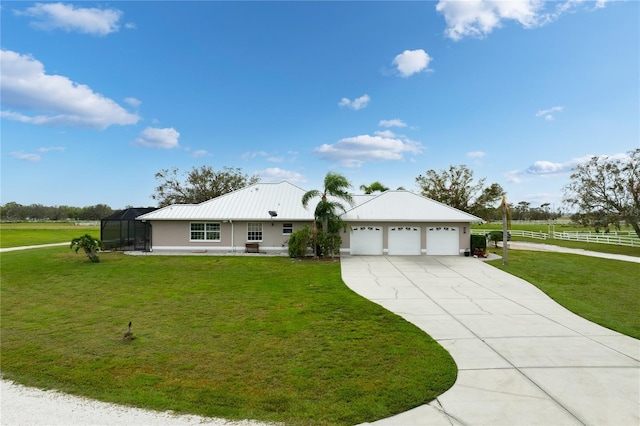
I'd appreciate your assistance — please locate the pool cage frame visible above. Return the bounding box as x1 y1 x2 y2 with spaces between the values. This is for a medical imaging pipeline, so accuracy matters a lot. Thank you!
100 207 157 251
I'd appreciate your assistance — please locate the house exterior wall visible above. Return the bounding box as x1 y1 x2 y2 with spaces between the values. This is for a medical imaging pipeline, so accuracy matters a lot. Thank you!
341 221 472 255
149 220 313 253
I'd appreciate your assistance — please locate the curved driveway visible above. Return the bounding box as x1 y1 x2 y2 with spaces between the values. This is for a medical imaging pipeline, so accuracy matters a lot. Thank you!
341 255 640 426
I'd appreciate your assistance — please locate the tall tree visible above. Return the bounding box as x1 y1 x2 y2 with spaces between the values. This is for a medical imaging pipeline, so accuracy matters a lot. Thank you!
359 181 389 194
152 166 260 207
301 172 354 257
564 149 640 238
415 165 504 218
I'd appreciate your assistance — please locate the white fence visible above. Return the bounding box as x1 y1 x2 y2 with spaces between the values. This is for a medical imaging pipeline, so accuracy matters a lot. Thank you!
552 232 639 247
472 229 639 247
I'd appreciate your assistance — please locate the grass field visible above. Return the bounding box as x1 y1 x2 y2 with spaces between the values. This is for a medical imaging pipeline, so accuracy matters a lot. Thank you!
488 250 640 339
2 222 639 423
0 248 456 425
0 222 99 248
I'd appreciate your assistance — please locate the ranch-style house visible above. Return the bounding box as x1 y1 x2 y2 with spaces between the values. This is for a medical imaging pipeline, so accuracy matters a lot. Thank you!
136 181 483 256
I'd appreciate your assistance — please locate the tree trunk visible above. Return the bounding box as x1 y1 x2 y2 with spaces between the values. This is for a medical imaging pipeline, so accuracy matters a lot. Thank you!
630 219 640 239
502 206 508 265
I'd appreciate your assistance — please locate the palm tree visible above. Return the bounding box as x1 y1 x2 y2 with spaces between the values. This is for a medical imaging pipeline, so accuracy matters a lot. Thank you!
302 172 354 256
359 181 389 194
70 234 105 263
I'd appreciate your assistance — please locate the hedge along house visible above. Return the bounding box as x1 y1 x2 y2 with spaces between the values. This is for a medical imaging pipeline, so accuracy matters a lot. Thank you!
136 181 483 256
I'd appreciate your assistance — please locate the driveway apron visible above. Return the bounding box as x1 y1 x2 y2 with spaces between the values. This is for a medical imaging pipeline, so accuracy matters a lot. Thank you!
341 256 640 426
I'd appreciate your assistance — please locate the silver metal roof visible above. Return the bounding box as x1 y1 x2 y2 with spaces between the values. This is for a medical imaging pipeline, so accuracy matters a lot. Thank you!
138 182 314 221
138 184 481 223
341 190 483 223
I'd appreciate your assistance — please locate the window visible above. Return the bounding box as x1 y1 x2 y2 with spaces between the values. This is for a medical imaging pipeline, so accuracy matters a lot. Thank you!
190 222 220 241
247 222 263 241
282 223 293 235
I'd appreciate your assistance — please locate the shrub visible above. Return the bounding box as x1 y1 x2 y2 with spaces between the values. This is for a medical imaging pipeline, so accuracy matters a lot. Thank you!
487 231 511 247
288 226 312 258
487 231 502 247
470 234 486 253
70 234 105 263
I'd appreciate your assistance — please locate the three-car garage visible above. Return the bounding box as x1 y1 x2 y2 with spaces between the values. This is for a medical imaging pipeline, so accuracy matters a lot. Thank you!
349 224 461 256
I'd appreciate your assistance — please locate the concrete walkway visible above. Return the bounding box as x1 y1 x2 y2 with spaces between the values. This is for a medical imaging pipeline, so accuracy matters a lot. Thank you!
0 242 68 252
506 241 640 263
341 256 640 426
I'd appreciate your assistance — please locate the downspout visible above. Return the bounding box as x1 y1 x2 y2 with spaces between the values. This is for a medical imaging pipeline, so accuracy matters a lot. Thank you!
230 220 234 253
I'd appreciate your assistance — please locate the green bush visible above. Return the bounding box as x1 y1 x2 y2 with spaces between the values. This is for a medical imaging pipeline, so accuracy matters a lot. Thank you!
288 226 312 258
470 234 486 252
487 231 502 247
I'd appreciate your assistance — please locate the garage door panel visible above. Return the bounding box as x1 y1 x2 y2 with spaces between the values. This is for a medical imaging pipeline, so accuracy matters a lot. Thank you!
426 226 459 255
351 226 383 255
388 226 421 255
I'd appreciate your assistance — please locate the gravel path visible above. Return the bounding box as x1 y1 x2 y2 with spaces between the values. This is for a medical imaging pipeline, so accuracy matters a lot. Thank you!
0 379 272 426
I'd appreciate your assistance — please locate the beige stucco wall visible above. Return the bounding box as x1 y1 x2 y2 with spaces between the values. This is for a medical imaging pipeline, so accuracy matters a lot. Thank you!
149 220 313 253
150 220 471 255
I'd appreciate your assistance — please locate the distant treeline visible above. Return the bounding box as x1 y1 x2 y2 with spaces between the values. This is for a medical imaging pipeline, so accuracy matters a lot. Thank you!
0 202 116 221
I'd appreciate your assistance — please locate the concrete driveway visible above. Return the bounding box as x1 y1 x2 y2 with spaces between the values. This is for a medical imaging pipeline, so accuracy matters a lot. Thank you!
341 255 640 426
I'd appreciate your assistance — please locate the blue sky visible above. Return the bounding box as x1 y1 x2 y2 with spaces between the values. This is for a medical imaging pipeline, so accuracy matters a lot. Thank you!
1 1 638 211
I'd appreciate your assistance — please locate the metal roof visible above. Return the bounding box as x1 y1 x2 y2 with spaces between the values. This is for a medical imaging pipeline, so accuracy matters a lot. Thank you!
137 183 482 223
137 182 316 221
340 190 483 223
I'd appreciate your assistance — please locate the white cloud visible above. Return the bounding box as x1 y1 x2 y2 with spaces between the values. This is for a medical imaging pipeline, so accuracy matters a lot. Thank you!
10 151 41 162
392 49 432 77
257 168 307 184
0 49 140 129
374 130 396 138
133 127 180 149
338 94 370 110
315 134 422 167
124 97 142 108
378 119 407 128
435 0 604 41
467 151 486 158
436 0 541 40
535 105 564 121
37 146 65 154
526 153 630 175
505 170 526 184
191 150 210 158
242 151 269 160
15 2 123 35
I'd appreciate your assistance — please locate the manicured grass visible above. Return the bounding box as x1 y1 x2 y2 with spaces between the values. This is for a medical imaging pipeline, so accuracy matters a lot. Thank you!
0 249 456 425
488 250 640 339
0 222 99 248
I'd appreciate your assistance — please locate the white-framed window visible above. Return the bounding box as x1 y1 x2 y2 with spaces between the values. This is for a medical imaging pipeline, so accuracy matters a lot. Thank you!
247 222 263 241
190 222 221 241
282 223 293 235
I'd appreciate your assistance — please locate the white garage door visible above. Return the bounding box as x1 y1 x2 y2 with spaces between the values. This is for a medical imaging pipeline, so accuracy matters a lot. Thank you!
388 226 421 255
426 226 459 255
350 226 383 255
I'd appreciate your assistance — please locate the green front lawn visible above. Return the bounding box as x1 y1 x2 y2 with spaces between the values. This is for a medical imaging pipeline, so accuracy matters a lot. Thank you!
0 249 456 425
0 222 99 248
488 250 640 339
